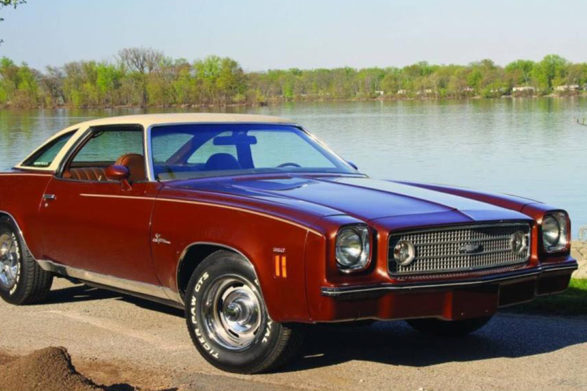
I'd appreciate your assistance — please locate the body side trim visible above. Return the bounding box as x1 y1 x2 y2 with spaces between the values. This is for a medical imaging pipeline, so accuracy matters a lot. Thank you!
0 173 53 177
36 259 182 303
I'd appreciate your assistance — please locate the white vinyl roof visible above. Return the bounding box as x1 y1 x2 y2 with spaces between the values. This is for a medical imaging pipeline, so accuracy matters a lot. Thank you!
15 113 295 172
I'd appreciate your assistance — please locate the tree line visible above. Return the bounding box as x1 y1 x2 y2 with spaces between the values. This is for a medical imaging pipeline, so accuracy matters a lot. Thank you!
0 49 586 109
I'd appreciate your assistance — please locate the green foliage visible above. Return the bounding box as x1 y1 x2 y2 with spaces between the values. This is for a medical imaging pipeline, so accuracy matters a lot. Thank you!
0 51 586 109
0 57 39 107
510 279 587 316
0 0 25 6
192 56 246 105
532 54 569 93
505 59 535 87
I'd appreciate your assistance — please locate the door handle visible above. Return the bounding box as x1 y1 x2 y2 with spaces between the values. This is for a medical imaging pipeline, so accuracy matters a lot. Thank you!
42 194 56 201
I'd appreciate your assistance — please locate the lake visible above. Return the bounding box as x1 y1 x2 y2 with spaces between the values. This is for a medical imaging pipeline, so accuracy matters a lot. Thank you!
1 98 586 237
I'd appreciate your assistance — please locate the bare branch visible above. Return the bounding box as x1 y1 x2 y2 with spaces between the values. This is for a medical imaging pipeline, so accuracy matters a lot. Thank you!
117 48 164 74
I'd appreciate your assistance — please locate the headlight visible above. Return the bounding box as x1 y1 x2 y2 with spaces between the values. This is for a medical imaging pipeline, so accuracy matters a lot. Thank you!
542 211 570 253
509 231 528 257
335 225 371 272
393 240 416 266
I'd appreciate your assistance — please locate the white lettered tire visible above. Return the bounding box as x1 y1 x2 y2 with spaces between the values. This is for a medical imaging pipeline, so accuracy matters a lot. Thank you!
185 250 303 373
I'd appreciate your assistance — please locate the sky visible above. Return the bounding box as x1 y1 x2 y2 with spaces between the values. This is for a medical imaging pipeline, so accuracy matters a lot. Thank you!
0 0 585 71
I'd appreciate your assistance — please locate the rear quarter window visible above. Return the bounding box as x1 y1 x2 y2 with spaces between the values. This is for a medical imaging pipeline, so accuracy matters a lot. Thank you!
21 131 76 168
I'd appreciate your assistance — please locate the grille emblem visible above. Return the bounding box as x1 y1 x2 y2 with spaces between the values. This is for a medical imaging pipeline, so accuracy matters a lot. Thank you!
459 243 484 254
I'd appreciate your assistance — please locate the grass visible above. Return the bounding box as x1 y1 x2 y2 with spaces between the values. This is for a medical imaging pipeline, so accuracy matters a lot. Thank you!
509 279 587 316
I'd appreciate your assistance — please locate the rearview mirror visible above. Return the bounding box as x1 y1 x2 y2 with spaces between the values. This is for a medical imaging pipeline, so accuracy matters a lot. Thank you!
213 135 258 146
105 165 130 182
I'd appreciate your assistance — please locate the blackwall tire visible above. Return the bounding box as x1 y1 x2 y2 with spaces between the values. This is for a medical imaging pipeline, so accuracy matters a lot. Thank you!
406 316 493 337
0 217 53 305
185 250 303 374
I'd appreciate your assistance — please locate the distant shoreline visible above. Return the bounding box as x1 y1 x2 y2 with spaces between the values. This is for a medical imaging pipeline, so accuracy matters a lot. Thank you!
1 52 584 110
1 92 586 112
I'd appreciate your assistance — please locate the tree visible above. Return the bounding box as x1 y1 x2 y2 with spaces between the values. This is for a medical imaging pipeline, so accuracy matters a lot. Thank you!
193 56 246 105
96 63 122 106
118 47 164 106
216 57 246 103
193 55 222 104
169 58 193 105
566 63 587 86
505 60 535 86
39 66 64 107
532 54 569 92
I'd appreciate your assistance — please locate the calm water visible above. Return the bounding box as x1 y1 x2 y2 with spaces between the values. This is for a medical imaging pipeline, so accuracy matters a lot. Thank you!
1 98 586 237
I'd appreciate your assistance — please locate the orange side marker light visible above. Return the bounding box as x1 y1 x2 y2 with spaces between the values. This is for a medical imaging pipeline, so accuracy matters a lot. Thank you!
274 255 281 277
281 256 287 278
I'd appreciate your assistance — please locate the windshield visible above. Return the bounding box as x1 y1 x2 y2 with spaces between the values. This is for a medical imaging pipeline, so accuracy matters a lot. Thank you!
150 123 355 180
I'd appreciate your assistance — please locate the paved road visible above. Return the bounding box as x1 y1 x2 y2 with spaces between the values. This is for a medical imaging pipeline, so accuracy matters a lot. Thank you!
1 279 586 391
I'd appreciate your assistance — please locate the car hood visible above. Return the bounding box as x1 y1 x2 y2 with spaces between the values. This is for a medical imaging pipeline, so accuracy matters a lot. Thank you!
171 175 531 223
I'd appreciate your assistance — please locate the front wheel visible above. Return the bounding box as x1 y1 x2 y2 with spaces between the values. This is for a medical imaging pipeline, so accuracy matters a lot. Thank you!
406 316 493 337
185 250 303 373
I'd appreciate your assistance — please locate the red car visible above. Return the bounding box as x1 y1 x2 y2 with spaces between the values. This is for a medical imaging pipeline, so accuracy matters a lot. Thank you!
0 113 577 373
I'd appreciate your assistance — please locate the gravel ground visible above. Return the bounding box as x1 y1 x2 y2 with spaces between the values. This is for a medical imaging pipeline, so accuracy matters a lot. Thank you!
1 278 586 391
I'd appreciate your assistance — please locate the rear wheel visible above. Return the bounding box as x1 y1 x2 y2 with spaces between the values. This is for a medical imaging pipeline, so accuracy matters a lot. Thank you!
0 217 53 305
406 316 492 337
185 250 303 374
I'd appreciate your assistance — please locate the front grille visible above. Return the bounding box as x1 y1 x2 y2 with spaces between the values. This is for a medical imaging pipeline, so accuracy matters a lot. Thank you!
388 223 531 276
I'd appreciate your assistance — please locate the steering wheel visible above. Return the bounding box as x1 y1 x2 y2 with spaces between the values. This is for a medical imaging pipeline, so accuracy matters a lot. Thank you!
277 162 301 168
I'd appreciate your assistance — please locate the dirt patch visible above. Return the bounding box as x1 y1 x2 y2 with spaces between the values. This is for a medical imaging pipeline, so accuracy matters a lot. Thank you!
0 347 168 391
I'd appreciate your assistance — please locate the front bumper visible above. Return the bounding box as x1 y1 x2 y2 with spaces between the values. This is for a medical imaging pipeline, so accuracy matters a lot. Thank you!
317 258 577 321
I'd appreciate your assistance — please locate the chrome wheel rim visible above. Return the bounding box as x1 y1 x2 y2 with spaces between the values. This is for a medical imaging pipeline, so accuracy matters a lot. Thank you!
201 275 264 351
0 232 20 291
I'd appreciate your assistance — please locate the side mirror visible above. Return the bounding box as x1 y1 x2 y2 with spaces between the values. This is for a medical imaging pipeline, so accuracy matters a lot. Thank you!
347 161 358 170
105 165 130 182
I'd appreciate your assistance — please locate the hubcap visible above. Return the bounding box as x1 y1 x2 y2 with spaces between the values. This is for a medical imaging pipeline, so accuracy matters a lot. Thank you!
201 276 264 351
0 233 20 291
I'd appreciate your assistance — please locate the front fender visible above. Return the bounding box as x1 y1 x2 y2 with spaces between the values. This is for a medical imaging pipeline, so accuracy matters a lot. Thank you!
149 193 328 322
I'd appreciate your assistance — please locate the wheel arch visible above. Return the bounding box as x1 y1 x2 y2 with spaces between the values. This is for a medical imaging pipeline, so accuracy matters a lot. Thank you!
0 210 35 259
176 241 261 300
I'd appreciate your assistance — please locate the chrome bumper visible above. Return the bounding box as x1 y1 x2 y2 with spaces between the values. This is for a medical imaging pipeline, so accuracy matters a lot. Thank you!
321 259 578 299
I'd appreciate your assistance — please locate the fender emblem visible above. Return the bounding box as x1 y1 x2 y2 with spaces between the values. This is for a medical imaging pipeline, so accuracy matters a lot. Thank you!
152 234 171 245
459 243 483 254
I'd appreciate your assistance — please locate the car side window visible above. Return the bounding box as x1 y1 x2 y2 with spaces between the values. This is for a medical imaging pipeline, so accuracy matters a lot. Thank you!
21 131 75 168
63 126 145 182
72 130 143 164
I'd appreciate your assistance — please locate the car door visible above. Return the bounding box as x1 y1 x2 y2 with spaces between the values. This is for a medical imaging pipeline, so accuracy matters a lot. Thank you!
37 125 163 287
